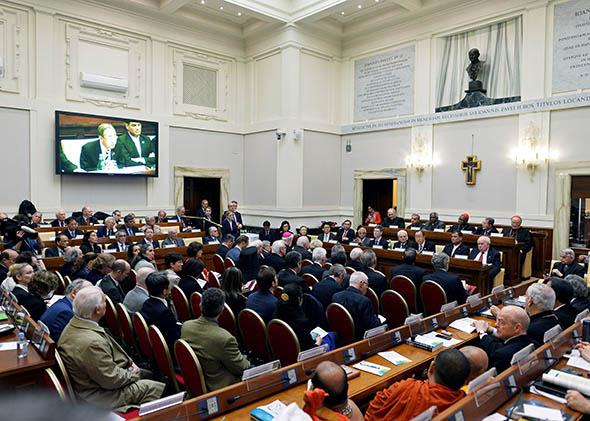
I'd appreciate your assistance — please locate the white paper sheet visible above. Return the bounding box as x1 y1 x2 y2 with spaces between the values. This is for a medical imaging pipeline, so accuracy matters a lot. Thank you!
522 404 562 421
378 351 411 366
449 317 477 334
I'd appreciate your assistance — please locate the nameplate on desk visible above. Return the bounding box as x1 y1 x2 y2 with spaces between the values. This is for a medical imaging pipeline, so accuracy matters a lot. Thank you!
433 228 444 232
349 242 359 246
297 344 328 362
136 232 145 236
473 381 502 408
75 235 84 239
242 360 281 381
410 226 420 230
109 235 116 239
510 343 535 365
372 245 383 249
490 233 503 237
440 301 458 314
104 249 117 253
388 225 396 229
164 244 175 248
491 285 505 295
328 240 338 244
409 405 436 421
39 224 51 228
575 309 589 323
393 248 404 252
139 391 185 416
544 325 563 343
368 224 377 227
191 229 201 233
467 367 497 393
364 324 387 339
454 255 468 260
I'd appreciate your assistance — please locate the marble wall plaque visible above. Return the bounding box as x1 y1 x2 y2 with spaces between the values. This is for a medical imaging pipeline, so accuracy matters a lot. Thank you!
354 46 415 121
553 0 590 93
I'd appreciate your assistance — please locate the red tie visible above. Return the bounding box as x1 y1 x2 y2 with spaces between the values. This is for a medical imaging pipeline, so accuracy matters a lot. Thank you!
478 253 484 262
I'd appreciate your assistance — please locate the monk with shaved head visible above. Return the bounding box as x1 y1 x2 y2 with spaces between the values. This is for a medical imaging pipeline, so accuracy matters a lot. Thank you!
460 346 489 384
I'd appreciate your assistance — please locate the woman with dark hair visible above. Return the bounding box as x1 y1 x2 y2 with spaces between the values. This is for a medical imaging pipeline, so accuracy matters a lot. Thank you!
20 270 59 321
178 257 207 299
131 244 156 271
297 225 311 242
220 267 247 317
272 283 320 351
80 231 101 254
364 205 382 225
126 243 141 263
279 220 292 234
71 252 97 280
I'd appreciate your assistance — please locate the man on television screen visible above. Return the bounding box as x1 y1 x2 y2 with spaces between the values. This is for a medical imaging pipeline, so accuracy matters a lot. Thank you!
79 123 121 172
116 121 156 168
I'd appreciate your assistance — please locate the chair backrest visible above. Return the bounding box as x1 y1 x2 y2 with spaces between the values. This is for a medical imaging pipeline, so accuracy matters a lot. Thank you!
54 271 66 295
238 309 269 361
41 368 66 401
190 292 202 319
64 275 72 287
366 287 380 314
268 319 300 366
322 262 332 270
301 259 313 268
174 339 207 397
128 269 137 288
207 271 220 289
212 254 225 273
103 295 120 338
302 273 319 288
345 266 356 275
54 350 76 402
149 325 181 393
171 285 192 322
218 303 238 338
522 248 534 278
381 290 409 329
390 275 417 313
115 303 135 350
132 312 153 362
273 285 284 299
224 257 236 269
326 303 355 346
420 280 448 316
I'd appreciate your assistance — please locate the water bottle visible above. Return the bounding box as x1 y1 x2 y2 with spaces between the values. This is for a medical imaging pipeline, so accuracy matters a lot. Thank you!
17 332 28 359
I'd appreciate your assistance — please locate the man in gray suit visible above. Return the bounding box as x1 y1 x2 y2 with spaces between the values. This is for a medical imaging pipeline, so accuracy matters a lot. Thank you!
58 286 164 410
161 228 186 248
123 267 154 313
181 288 250 391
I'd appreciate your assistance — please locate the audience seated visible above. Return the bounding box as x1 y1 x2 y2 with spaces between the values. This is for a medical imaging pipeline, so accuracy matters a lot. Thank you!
413 230 435 254
216 234 234 258
502 215 532 254
551 248 586 278
550 277 578 328
566 274 590 313
58 286 165 410
161 227 186 248
365 349 470 420
108 231 129 253
71 253 97 281
9 263 34 301
422 253 467 304
293 236 313 261
98 259 130 305
20 270 58 321
221 210 240 238
169 205 190 231
61 217 83 240
226 235 248 263
246 266 278 322
468 236 501 280
140 271 181 350
258 220 275 242
312 264 345 309
51 209 67 228
332 272 382 340
220 267 247 317
204 226 221 244
122 214 139 236
523 283 559 345
390 248 426 287
335 219 355 244
80 231 101 254
442 231 470 258
97 217 117 238
381 208 405 229
181 288 250 391
459 346 489 385
393 230 416 250
368 225 388 249
423 212 446 231
359 249 388 298
318 222 336 243
406 213 423 230
473 217 498 236
131 244 157 271
178 258 206 299
87 253 115 285
164 252 183 284
301 247 327 280
141 216 162 234
473 306 533 372
45 234 70 257
76 206 98 226
41 279 92 342
348 247 363 271
139 227 160 249
265 240 287 273
0 250 18 282
238 240 262 281
447 213 472 233
123 267 154 313
364 206 381 225
277 251 309 293
59 247 81 279
353 227 370 246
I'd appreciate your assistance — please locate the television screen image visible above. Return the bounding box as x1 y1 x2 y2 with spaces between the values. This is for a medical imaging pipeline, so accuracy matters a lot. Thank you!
55 111 159 177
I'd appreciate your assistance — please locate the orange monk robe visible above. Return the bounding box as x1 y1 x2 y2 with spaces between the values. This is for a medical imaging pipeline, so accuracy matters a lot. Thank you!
364 378 465 421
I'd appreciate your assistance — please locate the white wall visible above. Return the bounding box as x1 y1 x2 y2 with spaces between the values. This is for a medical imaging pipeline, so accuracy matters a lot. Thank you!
243 131 277 208
303 131 341 207
0 108 30 208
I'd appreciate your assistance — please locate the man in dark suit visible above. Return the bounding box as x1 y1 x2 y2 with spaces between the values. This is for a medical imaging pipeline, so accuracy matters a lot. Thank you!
169 206 190 231
265 240 287 273
115 120 156 168
97 217 117 238
45 234 70 258
406 213 423 230
442 231 470 258
447 213 472 233
318 222 336 243
360 249 388 298
348 247 364 271
0 249 17 282
140 272 181 349
335 220 355 244
469 236 501 281
312 264 345 309
107 230 129 253
258 221 275 242
474 217 499 236
381 208 405 229
293 236 313 261
413 230 435 254
523 283 559 345
195 199 208 219
277 251 309 293
98 259 130 305
368 225 388 249
332 272 382 340
228 201 243 228
221 211 239 238
79 123 125 172
551 248 586 278
423 212 446 231
422 253 467 304
301 247 327 281
51 209 67 228
122 214 138 236
550 277 578 328
216 234 234 259
502 215 532 253
61 217 83 239
391 248 426 287
473 306 534 373
139 226 160 249
76 206 98 226
393 229 417 250
204 226 221 244
566 275 590 314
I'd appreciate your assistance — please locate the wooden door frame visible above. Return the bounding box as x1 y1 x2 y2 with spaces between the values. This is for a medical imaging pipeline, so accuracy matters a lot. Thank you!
353 168 406 227
174 166 229 218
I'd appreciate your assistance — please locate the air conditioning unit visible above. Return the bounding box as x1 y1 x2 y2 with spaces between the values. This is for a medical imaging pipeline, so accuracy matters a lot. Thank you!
80 72 128 93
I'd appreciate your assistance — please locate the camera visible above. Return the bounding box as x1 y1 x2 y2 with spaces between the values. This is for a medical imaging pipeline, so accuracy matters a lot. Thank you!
276 129 286 141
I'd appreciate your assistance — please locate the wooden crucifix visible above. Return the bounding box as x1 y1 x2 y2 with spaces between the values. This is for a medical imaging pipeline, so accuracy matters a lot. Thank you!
461 134 481 185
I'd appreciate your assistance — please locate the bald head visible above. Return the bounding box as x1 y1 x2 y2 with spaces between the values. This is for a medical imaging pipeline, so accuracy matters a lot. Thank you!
496 305 530 340
460 346 489 382
311 361 348 407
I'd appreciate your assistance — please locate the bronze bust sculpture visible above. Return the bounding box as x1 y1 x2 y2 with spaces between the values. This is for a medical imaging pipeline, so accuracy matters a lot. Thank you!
466 48 482 81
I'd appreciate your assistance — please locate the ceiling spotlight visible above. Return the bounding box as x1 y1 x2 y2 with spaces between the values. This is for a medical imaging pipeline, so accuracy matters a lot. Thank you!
219 5 223 9
340 11 345 15
357 4 362 9
237 11 242 16
200 0 204 3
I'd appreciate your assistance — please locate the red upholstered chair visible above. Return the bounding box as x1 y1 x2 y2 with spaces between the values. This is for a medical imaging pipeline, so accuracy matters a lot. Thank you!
302 273 319 288
132 312 153 362
103 295 120 339
54 350 76 402
128 270 137 289
301 259 313 268
54 272 66 295
326 303 355 346
366 287 380 314
41 368 66 401
171 285 192 322
149 325 184 393
390 275 418 313
273 286 284 300
116 303 136 351
212 254 225 273
207 271 220 289
420 281 448 316
64 275 72 287
174 339 207 397
218 303 238 338
224 257 236 269
238 309 269 361
190 292 202 319
345 266 356 275
322 262 332 270
268 319 300 366
381 290 409 329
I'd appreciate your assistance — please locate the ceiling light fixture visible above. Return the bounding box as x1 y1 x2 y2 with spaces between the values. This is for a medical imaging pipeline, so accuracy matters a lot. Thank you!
237 11 242 16
219 5 223 10
357 4 362 9
200 0 205 4
341 11 345 15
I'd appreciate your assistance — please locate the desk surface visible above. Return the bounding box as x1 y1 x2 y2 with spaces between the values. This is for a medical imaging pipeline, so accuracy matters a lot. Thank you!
0 321 52 378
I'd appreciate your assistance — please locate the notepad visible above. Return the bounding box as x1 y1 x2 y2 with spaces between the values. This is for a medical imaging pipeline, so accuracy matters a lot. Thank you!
353 361 391 376
449 317 477 334
378 351 411 366
522 404 562 421
567 355 590 371
0 342 18 351
0 312 7 321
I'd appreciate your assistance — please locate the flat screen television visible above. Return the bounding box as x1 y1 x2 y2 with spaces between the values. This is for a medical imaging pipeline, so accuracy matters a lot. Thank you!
55 110 159 177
